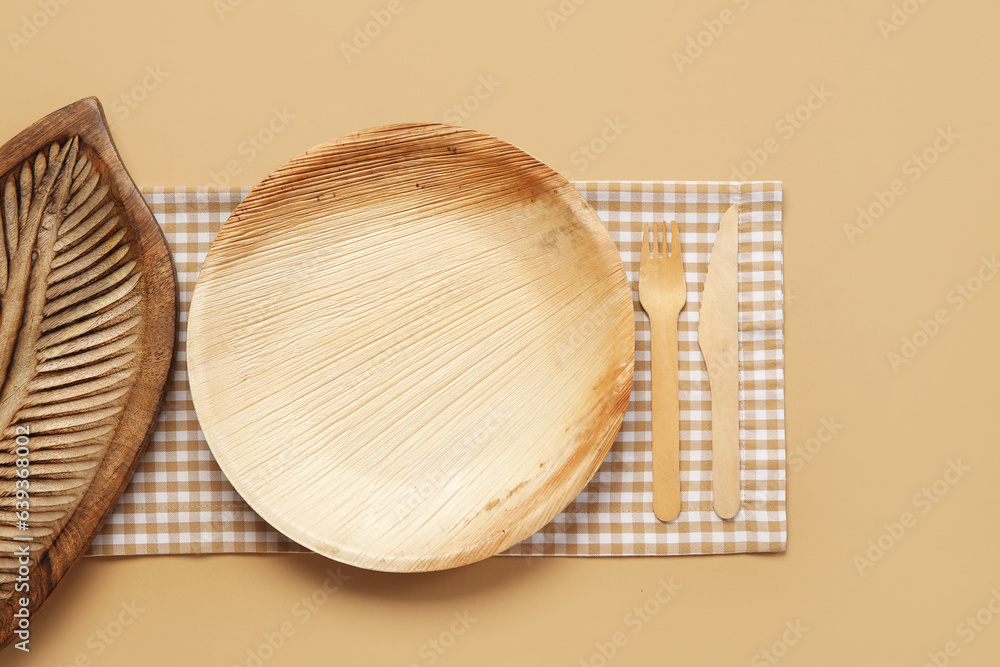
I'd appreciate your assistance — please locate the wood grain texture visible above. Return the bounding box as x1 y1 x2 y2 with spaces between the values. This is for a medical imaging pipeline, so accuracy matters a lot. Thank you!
186 123 634 572
0 99 176 648
699 205 740 520
637 221 687 522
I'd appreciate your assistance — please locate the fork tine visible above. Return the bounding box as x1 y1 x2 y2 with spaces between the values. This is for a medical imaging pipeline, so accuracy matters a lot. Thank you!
669 220 682 261
641 222 649 259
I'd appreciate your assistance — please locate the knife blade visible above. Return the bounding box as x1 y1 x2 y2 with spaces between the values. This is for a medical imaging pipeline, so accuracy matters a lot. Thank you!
698 204 740 519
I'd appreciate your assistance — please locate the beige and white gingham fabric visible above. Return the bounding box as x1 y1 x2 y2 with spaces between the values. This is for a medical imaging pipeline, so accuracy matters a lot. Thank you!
87 182 785 557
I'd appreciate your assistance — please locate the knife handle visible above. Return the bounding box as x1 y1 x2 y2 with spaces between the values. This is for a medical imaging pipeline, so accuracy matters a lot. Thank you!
710 358 741 519
650 314 682 521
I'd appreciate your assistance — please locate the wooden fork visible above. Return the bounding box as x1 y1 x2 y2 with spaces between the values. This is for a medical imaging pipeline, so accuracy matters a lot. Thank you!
638 221 687 522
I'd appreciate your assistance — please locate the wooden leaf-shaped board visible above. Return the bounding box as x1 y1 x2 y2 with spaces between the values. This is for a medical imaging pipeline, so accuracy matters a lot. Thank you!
187 123 634 572
0 99 176 648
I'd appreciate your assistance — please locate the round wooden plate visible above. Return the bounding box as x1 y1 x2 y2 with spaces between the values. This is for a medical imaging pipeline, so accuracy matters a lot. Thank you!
187 124 634 572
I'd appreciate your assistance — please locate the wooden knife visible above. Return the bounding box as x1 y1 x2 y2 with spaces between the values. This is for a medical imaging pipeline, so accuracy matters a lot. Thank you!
698 205 741 519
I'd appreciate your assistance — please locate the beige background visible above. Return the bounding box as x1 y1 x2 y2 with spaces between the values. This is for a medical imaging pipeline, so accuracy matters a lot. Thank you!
2 0 998 664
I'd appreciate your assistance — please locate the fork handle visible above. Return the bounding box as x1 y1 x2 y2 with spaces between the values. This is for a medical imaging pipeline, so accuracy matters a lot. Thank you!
650 313 682 521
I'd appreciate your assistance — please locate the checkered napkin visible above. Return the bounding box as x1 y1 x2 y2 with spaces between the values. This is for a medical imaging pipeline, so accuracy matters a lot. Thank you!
86 182 785 557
